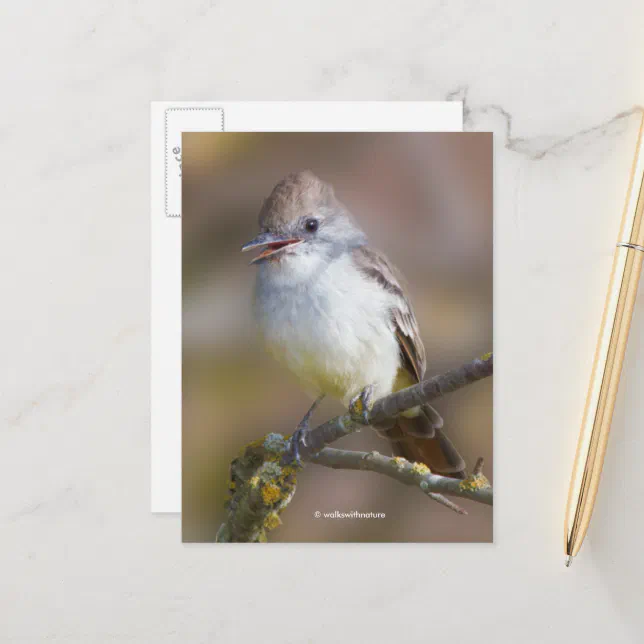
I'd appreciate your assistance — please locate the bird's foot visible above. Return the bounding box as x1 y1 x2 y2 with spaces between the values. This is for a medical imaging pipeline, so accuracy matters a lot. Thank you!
283 396 324 467
349 384 375 425
287 423 308 468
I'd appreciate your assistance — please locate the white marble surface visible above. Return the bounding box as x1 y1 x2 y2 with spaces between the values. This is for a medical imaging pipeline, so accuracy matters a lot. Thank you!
2 1 644 642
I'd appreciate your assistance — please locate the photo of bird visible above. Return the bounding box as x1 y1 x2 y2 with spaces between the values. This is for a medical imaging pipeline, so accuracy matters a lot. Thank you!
182 131 493 543
243 171 466 478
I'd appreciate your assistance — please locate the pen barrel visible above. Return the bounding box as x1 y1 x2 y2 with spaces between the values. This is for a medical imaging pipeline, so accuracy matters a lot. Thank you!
565 117 644 560
564 245 643 556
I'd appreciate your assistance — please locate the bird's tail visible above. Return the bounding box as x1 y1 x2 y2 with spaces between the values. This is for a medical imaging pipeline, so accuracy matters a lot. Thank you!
381 405 467 479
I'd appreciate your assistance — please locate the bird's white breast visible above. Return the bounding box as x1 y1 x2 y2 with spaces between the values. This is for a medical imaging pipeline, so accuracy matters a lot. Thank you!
255 252 401 406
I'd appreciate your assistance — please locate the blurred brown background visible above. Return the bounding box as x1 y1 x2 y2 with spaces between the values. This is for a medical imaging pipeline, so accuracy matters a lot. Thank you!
182 132 493 542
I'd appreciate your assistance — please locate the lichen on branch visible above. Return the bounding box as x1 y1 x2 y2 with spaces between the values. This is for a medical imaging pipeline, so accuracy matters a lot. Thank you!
216 433 298 543
311 449 492 510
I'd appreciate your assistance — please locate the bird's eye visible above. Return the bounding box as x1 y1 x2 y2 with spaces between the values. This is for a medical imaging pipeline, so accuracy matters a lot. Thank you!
305 218 319 233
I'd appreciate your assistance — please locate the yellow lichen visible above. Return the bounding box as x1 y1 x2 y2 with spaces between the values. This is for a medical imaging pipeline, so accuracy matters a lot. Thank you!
411 462 431 476
261 482 282 505
459 474 491 492
392 456 408 470
264 512 282 531
278 466 298 488
280 465 297 479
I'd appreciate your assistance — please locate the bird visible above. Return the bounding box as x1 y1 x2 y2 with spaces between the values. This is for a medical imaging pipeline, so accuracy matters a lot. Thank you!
241 170 466 478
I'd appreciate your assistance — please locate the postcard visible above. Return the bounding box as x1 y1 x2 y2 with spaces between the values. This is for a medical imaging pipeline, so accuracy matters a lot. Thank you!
151 102 463 512
182 131 492 542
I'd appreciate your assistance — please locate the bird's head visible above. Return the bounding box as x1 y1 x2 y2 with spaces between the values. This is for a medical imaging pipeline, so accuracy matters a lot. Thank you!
242 171 366 280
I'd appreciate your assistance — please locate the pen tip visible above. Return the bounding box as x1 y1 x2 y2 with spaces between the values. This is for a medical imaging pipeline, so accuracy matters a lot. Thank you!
565 555 574 568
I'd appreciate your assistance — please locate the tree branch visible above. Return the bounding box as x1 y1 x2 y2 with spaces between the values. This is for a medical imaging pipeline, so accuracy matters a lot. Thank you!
311 448 492 508
216 433 298 543
369 353 493 426
216 353 493 542
295 352 493 461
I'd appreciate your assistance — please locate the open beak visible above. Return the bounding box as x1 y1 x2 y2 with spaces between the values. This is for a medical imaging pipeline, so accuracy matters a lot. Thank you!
241 232 303 264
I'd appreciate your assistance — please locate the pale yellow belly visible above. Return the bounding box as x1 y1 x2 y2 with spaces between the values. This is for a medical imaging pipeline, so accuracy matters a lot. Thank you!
268 341 402 407
291 351 355 400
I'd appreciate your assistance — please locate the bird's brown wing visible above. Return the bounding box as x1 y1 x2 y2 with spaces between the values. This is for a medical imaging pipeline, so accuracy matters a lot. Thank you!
352 246 466 477
351 246 425 376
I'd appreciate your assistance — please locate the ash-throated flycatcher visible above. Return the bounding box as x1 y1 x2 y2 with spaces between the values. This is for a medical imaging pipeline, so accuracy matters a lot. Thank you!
242 171 466 478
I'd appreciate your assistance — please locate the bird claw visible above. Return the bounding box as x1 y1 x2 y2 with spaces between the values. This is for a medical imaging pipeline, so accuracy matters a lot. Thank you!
349 384 375 425
285 423 308 468
282 396 324 468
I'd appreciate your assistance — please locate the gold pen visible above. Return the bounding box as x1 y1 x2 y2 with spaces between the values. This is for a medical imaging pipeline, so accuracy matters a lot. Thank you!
565 115 644 567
